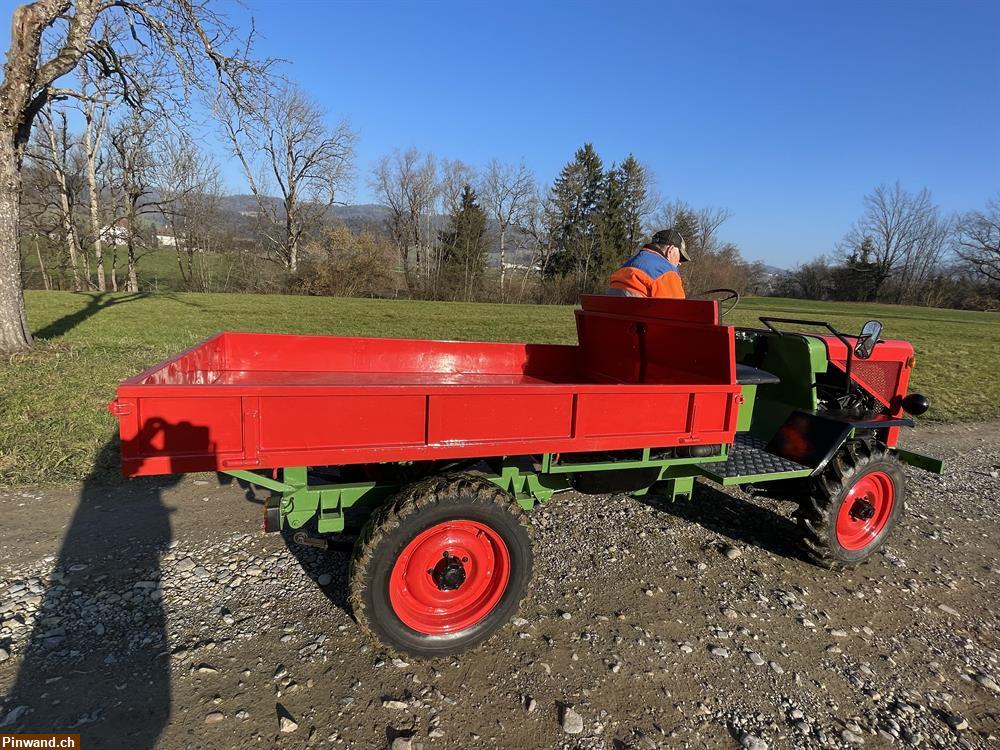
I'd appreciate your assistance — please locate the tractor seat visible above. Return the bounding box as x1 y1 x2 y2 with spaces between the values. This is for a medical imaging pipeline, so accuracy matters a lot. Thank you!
735 364 781 385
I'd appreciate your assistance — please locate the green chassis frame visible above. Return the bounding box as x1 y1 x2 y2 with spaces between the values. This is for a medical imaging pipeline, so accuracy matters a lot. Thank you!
222 439 941 535
222 447 943 539
222 445 818 534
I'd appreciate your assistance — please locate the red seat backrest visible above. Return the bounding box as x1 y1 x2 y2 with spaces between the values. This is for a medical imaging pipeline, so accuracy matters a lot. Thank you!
575 295 735 385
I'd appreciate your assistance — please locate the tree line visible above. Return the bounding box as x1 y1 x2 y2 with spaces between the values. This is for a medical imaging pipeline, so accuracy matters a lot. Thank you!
776 184 999 311
17 108 770 306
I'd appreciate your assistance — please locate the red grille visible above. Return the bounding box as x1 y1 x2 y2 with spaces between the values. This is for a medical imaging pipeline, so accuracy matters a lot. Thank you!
839 359 903 406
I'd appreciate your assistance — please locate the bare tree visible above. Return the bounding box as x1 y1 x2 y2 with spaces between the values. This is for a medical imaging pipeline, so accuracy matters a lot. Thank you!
106 109 161 291
156 135 221 289
439 158 476 216
654 200 732 254
434 158 476 289
19 158 61 288
955 195 1000 284
219 83 355 272
838 183 950 302
78 55 112 291
370 148 438 292
0 0 270 351
21 106 84 289
480 159 533 301
36 105 86 290
514 185 557 302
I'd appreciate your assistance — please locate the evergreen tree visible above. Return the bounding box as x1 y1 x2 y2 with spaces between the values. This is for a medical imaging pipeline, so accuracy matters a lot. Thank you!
669 206 701 253
547 143 604 283
596 164 630 284
438 184 489 301
619 155 649 247
841 235 879 301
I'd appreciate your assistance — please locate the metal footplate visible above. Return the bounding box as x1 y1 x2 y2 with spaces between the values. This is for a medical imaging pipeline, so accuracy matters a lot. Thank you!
697 435 813 486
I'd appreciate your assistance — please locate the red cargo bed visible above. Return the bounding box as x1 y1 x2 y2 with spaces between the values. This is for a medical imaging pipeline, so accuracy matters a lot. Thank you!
110 297 741 477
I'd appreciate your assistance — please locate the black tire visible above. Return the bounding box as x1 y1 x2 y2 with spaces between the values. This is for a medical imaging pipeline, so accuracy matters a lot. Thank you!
797 441 905 568
349 473 534 658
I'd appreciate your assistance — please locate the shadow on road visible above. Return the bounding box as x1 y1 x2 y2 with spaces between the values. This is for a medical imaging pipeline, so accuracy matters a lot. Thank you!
1 434 183 747
223 473 354 619
636 480 810 563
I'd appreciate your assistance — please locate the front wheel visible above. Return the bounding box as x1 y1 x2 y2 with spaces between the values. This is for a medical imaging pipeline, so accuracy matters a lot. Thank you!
797 441 904 567
349 473 533 658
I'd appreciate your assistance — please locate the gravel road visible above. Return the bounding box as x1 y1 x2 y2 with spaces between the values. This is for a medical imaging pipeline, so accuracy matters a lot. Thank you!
1 421 997 749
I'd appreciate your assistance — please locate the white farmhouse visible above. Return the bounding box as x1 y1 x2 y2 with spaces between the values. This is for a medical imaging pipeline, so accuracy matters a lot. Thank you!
99 218 129 245
156 227 179 247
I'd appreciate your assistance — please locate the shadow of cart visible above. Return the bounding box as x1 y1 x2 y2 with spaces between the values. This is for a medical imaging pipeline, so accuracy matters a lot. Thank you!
221 472 355 619
636 480 811 564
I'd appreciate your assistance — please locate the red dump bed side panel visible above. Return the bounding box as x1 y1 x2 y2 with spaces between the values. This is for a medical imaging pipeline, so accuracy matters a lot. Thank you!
112 300 741 477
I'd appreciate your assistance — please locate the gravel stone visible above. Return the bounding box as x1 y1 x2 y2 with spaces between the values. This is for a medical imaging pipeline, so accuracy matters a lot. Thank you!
841 728 865 744
740 734 768 750
561 705 584 734
942 713 969 731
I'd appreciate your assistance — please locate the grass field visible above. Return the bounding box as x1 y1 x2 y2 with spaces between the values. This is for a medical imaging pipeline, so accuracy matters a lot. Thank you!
1 290 997 486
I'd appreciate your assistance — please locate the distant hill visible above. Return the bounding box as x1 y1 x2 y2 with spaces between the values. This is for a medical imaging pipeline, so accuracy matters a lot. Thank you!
219 195 390 230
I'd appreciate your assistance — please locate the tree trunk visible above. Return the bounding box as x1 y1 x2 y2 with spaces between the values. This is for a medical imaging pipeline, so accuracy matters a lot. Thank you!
55 176 82 291
81 245 92 288
126 239 138 292
399 243 411 291
0 133 32 351
175 245 187 285
86 148 105 291
34 236 50 290
499 226 506 302
83 81 107 292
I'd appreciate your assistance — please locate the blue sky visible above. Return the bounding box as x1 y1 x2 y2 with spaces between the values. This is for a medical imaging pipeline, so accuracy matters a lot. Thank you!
3 0 998 267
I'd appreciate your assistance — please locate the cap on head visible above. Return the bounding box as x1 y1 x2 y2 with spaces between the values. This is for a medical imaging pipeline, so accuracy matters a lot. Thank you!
648 228 691 262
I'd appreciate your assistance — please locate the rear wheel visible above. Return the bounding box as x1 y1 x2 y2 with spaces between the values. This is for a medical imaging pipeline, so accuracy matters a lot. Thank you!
349 473 533 658
797 441 904 567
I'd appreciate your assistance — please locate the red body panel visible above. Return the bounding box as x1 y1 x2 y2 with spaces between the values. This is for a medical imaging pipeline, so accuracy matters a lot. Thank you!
111 297 741 477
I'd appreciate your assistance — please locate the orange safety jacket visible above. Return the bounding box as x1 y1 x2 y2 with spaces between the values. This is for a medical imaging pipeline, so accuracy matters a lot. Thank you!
607 248 685 299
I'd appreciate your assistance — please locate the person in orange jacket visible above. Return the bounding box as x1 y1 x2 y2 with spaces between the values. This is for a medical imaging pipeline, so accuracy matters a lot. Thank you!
607 228 692 298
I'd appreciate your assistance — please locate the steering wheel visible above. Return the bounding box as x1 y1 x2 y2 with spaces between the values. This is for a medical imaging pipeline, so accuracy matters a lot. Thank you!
699 288 741 317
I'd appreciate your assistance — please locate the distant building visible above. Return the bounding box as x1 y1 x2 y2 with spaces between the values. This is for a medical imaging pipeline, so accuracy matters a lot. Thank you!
156 227 179 247
501 261 543 274
99 218 129 245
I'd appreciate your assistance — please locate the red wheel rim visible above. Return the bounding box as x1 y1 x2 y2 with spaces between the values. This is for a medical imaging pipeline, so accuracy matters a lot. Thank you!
389 520 510 635
835 471 895 550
